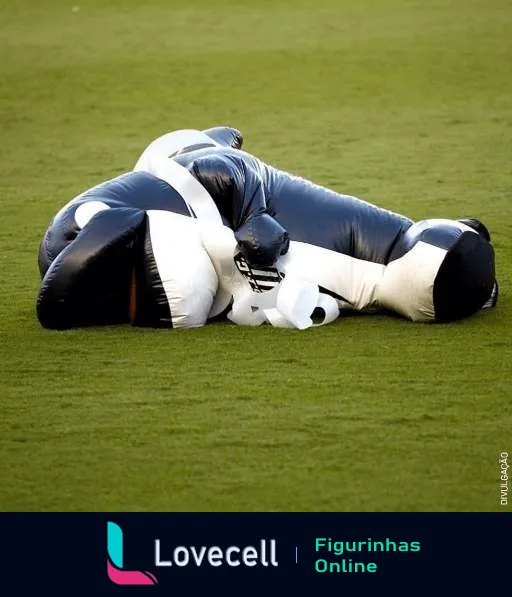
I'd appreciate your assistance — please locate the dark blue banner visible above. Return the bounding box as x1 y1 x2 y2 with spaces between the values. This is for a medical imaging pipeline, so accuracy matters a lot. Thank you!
0 513 509 596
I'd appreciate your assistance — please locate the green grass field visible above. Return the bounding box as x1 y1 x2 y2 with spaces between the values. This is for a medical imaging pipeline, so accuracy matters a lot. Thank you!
0 0 510 511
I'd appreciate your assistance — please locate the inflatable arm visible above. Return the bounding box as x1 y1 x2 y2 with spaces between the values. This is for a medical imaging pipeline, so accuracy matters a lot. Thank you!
189 153 289 267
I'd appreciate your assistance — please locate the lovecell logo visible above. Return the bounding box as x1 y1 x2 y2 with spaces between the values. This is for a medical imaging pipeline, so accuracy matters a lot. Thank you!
107 522 158 585
154 538 278 567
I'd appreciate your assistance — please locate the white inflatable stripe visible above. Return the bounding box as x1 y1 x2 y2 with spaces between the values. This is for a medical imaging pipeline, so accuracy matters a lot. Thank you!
134 130 223 227
134 129 220 172
145 210 218 328
74 200 110 229
149 156 223 226
158 158 222 226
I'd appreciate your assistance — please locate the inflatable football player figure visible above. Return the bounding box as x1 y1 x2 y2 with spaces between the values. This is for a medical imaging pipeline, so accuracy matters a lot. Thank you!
37 126 498 330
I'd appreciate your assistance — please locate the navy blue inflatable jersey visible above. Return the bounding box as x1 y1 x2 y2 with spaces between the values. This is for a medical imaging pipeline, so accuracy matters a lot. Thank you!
37 126 497 330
